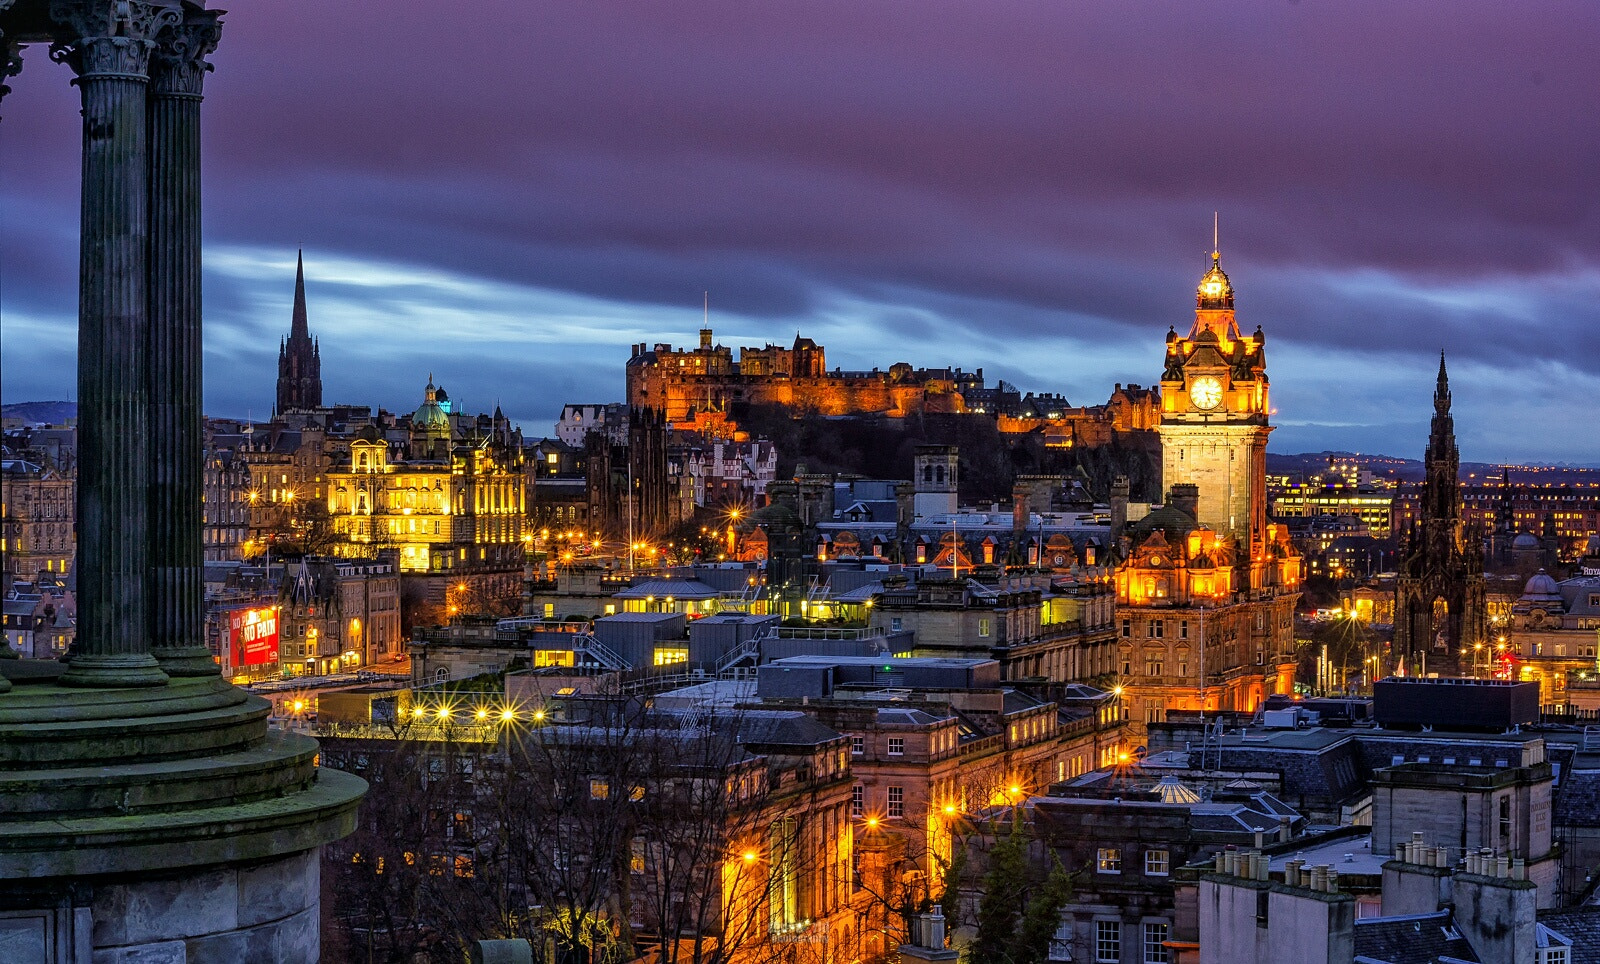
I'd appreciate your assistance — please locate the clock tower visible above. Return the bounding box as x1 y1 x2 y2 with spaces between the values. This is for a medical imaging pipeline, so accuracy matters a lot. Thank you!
1158 246 1272 573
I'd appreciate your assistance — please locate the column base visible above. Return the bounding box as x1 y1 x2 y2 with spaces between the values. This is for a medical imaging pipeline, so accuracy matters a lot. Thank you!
59 655 169 689
152 646 223 677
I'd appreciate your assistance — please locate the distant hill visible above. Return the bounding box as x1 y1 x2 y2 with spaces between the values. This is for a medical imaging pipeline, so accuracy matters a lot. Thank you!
1268 451 1600 484
1 401 76 425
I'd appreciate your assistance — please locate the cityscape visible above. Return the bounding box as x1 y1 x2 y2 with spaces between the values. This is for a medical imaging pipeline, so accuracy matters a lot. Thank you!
2 2 1600 964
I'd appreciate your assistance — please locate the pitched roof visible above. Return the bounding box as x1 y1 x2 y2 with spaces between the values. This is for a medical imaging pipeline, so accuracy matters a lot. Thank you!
1353 911 1479 964
1537 907 1600 964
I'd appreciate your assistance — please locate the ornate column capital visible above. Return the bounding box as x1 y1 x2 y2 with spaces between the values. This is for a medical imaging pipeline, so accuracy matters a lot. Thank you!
0 37 21 107
48 0 182 81
0 0 24 111
149 7 219 98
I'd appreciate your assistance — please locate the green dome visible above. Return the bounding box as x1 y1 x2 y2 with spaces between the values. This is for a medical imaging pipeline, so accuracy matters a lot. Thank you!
413 378 451 437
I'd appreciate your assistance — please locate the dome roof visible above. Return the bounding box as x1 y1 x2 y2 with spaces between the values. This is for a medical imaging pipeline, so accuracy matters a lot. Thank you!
1522 569 1562 600
1196 254 1234 310
413 378 451 437
1513 533 1542 550
1153 776 1202 805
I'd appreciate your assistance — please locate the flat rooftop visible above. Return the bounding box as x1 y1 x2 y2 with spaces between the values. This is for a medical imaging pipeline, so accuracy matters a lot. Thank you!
767 655 998 671
1268 831 1385 877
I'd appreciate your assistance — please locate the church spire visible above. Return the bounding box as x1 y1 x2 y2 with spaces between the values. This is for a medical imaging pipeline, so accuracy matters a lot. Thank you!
290 249 309 340
276 249 323 413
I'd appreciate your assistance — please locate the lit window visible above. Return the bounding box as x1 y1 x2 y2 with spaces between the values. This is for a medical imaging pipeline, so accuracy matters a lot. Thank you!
979 618 992 637
1097 848 1122 874
590 780 609 800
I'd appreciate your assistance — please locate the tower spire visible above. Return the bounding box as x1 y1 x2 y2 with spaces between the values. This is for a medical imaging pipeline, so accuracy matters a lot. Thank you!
1212 211 1219 260
276 249 323 412
1435 351 1451 416
290 249 309 339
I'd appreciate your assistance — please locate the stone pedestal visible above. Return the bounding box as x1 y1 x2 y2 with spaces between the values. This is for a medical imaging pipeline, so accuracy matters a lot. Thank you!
0 676 365 964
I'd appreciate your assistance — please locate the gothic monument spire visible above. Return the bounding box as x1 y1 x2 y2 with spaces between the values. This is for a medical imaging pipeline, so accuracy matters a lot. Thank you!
275 249 322 414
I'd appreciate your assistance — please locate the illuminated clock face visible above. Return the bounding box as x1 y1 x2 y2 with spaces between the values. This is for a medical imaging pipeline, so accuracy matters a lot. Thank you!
1191 376 1223 411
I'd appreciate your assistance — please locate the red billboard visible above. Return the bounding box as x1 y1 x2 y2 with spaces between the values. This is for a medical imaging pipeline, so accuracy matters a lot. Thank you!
230 607 280 668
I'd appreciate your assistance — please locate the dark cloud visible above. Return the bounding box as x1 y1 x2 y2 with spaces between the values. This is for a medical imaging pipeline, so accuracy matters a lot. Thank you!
2 0 1598 461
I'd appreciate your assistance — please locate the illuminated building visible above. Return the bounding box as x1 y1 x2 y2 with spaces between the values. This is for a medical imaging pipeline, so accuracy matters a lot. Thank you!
1506 569 1600 704
277 558 403 676
720 654 1123 958
1270 485 1394 538
0 456 73 579
1393 356 1487 676
201 419 254 561
1116 246 1302 738
325 379 526 623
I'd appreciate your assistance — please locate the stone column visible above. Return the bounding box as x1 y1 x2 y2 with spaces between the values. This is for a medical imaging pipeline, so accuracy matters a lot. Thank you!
147 9 220 676
53 0 180 688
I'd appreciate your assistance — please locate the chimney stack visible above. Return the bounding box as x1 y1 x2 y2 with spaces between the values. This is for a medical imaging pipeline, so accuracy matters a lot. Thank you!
1110 475 1130 547
1169 483 1200 521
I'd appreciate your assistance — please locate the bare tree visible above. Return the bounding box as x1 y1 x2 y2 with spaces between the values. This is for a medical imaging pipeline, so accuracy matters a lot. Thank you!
322 693 854 964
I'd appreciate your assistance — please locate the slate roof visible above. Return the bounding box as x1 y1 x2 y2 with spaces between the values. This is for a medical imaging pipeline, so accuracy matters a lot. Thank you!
876 707 946 727
1353 911 1479 964
614 579 723 599
1002 689 1045 714
1538 907 1600 964
728 710 844 749
1555 767 1600 826
831 581 884 604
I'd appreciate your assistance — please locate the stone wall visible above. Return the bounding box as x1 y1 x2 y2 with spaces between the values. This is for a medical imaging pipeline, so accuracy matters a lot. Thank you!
0 848 319 964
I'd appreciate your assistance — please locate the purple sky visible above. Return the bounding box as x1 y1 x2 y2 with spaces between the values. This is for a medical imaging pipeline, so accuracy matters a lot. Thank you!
3 0 1598 462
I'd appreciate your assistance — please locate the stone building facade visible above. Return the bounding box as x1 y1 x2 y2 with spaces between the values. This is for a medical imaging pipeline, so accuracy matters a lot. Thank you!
0 458 73 579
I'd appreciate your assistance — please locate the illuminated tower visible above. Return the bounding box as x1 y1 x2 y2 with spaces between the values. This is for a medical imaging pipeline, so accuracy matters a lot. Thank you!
275 249 322 414
1112 238 1301 740
1157 243 1272 579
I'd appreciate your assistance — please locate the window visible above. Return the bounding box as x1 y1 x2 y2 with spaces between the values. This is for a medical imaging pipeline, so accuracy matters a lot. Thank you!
888 737 905 756
1050 919 1073 961
887 786 904 818
892 617 904 632
1122 618 1131 638
1145 849 1170 876
1500 795 1512 842
1096 920 1121 962
590 779 609 800
1543 947 1571 964
851 736 865 755
979 618 992 637
1143 922 1170 963
653 647 689 666
1180 620 1189 640
1097 848 1122 874
851 784 863 817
